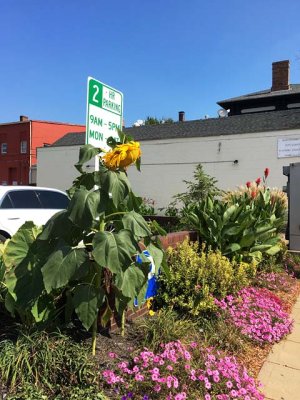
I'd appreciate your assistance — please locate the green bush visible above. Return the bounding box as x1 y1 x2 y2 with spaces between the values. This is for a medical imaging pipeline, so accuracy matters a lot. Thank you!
185 192 283 261
158 240 257 316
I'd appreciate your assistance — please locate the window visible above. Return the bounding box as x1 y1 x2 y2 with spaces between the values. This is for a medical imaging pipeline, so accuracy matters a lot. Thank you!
20 140 27 154
1 143 7 154
35 190 69 209
8 190 41 209
0 194 13 209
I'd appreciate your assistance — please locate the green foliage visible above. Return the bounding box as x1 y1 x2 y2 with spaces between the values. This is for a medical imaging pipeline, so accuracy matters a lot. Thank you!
138 197 156 215
134 308 198 351
144 116 174 125
0 331 103 399
158 240 256 316
1 131 167 335
162 164 220 228
185 193 283 261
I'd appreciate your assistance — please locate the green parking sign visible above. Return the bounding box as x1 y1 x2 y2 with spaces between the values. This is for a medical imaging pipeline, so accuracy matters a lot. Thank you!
86 77 123 150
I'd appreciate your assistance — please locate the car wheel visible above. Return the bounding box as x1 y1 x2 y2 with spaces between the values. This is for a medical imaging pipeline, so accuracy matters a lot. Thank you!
0 234 9 243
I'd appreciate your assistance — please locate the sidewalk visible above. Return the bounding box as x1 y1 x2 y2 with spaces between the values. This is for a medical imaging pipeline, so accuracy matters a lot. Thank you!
258 296 300 400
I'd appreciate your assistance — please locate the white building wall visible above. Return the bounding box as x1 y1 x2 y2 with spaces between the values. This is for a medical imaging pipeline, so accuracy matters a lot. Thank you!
37 145 94 192
37 129 300 207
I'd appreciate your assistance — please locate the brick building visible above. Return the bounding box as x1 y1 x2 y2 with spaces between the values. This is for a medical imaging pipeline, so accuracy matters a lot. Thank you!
0 116 85 185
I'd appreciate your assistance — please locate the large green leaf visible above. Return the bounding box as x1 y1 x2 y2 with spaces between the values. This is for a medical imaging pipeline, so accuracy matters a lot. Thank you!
73 284 104 331
75 145 101 173
122 211 152 238
115 264 148 300
101 170 131 207
42 246 88 293
68 188 101 229
3 222 42 268
92 230 139 273
38 210 83 245
265 245 281 255
223 243 241 255
4 223 46 308
240 233 256 248
223 205 238 223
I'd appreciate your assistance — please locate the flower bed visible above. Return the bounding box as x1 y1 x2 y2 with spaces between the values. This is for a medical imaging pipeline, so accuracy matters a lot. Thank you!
215 287 293 344
102 341 264 399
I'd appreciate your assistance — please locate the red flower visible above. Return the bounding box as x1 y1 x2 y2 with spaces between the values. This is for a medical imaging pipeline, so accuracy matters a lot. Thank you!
264 168 270 178
255 177 261 186
251 190 257 199
246 181 251 188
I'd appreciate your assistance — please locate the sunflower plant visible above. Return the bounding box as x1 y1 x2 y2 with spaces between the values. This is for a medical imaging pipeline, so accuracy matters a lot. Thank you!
2 131 167 354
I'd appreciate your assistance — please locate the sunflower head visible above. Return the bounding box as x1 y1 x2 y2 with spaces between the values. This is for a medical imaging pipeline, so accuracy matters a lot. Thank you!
103 141 141 170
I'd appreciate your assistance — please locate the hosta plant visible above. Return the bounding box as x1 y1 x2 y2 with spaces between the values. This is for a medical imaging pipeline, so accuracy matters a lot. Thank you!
184 193 283 261
2 132 167 354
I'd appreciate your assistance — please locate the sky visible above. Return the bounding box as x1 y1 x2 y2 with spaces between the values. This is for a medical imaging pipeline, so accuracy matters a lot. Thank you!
1 0 300 127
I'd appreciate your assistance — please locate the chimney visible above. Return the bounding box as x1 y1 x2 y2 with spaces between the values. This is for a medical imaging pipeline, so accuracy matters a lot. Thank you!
271 60 290 92
178 111 185 122
20 115 29 121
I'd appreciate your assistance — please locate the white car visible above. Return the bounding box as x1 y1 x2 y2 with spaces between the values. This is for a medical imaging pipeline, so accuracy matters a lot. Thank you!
0 186 69 242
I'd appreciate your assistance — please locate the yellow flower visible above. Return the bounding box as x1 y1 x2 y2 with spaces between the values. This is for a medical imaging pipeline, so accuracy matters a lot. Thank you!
103 141 141 170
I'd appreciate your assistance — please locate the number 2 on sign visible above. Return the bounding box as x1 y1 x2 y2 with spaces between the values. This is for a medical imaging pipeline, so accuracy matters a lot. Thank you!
92 85 99 103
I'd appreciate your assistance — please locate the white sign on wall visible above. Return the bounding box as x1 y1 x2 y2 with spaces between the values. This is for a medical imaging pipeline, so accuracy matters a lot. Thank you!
278 137 300 158
86 77 123 150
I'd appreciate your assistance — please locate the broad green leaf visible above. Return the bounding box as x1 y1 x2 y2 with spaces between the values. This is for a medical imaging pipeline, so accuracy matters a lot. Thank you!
4 292 16 317
250 244 272 252
5 259 44 308
73 284 104 331
223 226 243 236
68 188 101 229
75 145 100 173
42 246 88 293
92 230 139 273
146 242 164 273
30 294 55 323
39 210 83 245
240 233 256 248
3 221 42 268
223 205 238 223
122 211 152 238
101 303 113 327
223 243 241 254
115 264 148 300
4 223 46 308
265 245 281 255
114 290 131 315
101 170 130 207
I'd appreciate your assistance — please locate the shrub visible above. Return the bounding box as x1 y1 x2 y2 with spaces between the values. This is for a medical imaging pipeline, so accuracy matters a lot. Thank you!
158 240 257 315
215 287 293 344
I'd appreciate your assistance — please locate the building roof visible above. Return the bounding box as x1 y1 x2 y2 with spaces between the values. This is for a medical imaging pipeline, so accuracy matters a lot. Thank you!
218 84 300 106
49 109 300 148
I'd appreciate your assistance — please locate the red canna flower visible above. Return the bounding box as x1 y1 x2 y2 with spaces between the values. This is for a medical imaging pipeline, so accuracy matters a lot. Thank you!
264 168 270 178
251 190 257 199
246 181 251 188
255 177 261 186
